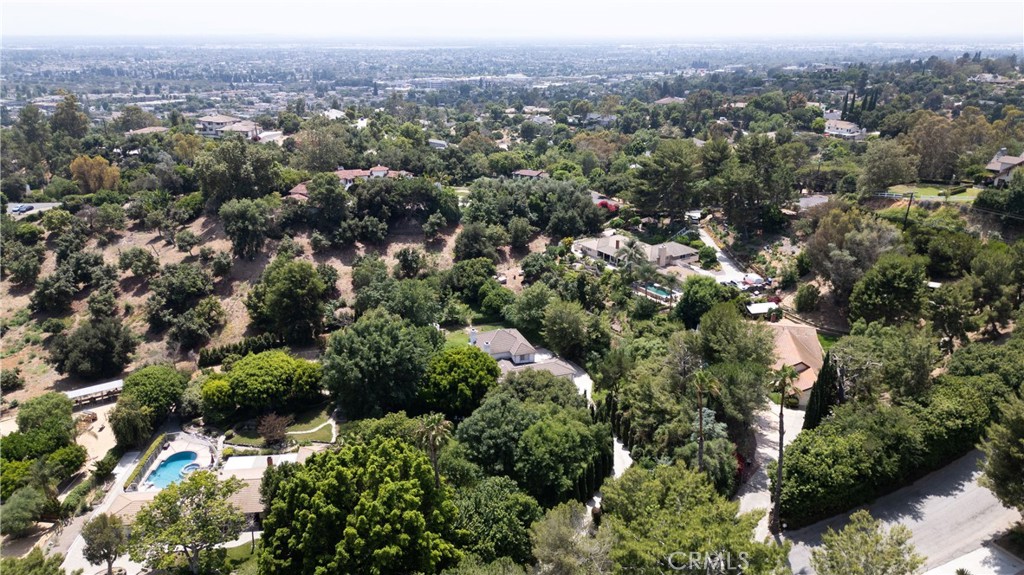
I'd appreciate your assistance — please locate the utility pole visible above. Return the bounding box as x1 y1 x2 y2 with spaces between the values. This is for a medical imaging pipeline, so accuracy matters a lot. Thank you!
902 192 915 229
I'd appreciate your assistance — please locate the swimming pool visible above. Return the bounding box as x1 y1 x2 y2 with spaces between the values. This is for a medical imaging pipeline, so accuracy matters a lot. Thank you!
146 451 197 489
643 284 672 298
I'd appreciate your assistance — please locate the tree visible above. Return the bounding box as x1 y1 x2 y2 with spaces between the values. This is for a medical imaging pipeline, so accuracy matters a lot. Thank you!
129 471 245 575
70 155 120 195
51 93 89 139
245 255 327 342
508 216 534 250
111 105 158 132
530 501 613 575
145 263 214 330
696 303 775 367
118 247 159 278
795 283 820 312
810 510 924 575
30 268 78 313
804 352 839 430
930 279 976 353
856 139 919 194
82 513 127 575
174 229 201 255
848 254 926 325
515 411 606 506
454 222 499 262
17 392 75 444
456 391 539 477
226 350 322 412
109 394 154 448
259 438 461 575
0 486 48 537
503 282 553 333
414 412 453 488
421 346 501 417
395 247 425 279
455 476 542 565
322 309 442 418
122 365 188 423
49 317 137 380
980 394 1024 513
635 138 701 219
543 299 591 362
688 370 720 473
672 275 735 329
219 196 277 259
194 138 281 206
771 365 800 534
257 413 293 446
1 240 44 285
386 279 441 327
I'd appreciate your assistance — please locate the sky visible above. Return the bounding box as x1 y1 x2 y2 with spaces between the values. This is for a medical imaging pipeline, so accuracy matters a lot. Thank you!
2 0 1022 42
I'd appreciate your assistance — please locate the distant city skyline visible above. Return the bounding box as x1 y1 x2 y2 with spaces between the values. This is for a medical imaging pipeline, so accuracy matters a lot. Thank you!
3 0 1023 42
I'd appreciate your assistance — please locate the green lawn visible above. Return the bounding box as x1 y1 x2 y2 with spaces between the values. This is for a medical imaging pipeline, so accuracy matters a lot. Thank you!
286 404 332 432
818 333 841 352
889 184 981 201
445 322 508 347
288 424 333 443
225 424 264 447
225 540 260 575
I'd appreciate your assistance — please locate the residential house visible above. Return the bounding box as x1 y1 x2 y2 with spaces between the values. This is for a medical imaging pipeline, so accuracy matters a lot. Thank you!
286 165 414 198
506 358 577 380
124 126 168 137
986 148 1024 187
428 138 450 150
824 119 865 140
653 96 686 105
766 321 825 407
217 120 261 140
512 169 550 180
573 233 698 269
585 113 617 127
196 114 242 137
471 328 536 365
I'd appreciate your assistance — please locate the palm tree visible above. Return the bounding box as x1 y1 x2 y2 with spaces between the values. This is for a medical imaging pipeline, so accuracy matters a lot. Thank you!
615 237 647 282
414 413 452 488
771 365 800 534
690 370 721 473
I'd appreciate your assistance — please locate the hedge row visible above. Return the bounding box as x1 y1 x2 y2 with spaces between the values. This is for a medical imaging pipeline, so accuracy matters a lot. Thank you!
123 433 166 491
198 333 284 367
778 373 1005 528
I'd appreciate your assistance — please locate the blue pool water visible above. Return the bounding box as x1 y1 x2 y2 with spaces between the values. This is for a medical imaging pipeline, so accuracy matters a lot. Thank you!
644 284 672 298
146 451 197 489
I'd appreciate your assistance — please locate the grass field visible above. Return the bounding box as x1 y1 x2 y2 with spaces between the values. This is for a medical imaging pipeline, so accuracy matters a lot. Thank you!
889 184 981 202
288 425 333 443
818 333 841 352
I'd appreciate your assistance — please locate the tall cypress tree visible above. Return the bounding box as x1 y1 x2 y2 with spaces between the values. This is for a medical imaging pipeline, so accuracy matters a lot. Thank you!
803 351 839 430
840 92 850 121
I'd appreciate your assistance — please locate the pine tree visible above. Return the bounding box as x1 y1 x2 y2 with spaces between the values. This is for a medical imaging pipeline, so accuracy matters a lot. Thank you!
804 352 839 430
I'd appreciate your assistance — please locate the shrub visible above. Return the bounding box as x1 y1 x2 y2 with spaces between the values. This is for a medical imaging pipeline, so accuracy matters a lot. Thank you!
1 367 26 391
123 433 166 490
197 333 285 367
795 284 821 313
698 245 718 269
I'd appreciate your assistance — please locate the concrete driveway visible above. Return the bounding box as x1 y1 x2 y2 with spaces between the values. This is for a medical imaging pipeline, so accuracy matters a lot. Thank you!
696 227 747 284
6 202 60 219
787 450 1022 574
736 405 806 541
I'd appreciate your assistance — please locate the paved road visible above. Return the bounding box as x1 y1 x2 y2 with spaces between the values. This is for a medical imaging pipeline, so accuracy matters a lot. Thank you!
6 202 60 218
787 450 1022 574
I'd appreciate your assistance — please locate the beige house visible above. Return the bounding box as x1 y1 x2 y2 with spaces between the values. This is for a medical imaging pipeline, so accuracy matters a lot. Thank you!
574 234 698 269
766 320 825 407
986 148 1024 187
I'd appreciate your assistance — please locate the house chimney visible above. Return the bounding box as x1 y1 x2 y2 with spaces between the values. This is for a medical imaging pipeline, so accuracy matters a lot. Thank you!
615 239 620 249
469 329 478 344
658 245 668 267
997 147 1007 158
483 341 491 354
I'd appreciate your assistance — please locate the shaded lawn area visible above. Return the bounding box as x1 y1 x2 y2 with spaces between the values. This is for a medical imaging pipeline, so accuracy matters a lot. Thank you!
818 333 841 352
227 403 333 446
225 540 260 575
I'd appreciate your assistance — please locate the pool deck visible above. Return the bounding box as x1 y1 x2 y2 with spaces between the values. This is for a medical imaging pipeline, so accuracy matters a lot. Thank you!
137 434 218 492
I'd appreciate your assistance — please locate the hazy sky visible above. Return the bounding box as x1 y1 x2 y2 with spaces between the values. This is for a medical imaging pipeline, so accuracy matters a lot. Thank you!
3 0 1022 41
